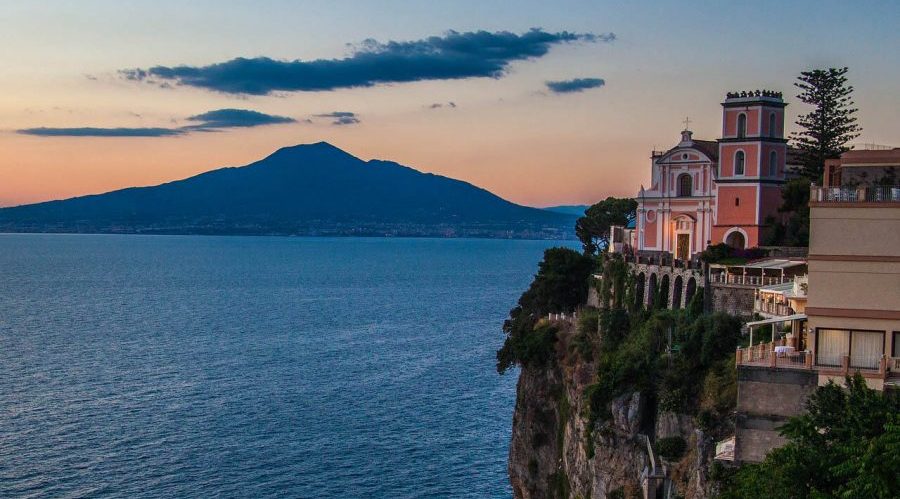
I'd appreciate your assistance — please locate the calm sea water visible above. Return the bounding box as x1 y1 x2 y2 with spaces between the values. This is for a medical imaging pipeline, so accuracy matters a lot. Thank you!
0 234 572 498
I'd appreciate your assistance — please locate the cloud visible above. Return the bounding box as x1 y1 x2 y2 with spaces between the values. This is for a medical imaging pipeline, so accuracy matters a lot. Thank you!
17 127 185 137
545 77 606 94
183 108 295 130
17 109 296 137
313 111 360 126
427 101 457 110
121 29 612 95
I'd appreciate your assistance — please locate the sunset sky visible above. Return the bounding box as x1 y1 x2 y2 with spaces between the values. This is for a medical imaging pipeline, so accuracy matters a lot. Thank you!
2 0 898 208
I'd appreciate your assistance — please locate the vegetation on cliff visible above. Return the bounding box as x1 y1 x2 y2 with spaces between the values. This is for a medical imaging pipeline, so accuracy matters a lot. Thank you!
720 374 900 499
496 247 594 374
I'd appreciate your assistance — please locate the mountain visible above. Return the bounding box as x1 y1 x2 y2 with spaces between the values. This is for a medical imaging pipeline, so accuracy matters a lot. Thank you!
542 204 589 217
0 142 575 239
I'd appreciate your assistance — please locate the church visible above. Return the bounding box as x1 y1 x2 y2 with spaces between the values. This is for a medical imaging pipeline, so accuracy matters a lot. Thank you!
633 90 794 261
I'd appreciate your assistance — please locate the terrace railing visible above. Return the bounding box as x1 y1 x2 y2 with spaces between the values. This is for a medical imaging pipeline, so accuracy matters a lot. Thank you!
754 300 795 317
711 274 793 287
812 185 900 203
736 342 812 369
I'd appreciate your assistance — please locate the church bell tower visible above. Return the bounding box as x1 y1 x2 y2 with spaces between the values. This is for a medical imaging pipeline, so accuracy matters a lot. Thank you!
713 90 788 249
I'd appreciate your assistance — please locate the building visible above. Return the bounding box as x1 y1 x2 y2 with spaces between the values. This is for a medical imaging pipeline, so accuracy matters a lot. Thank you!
635 90 797 260
804 182 900 390
823 147 900 189
730 165 899 463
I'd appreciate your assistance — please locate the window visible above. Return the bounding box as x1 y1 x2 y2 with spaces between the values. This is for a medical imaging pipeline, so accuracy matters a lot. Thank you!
735 197 740 207
735 150 745 175
678 174 692 197
769 151 778 176
816 329 885 369
769 112 777 137
817 329 849 367
737 113 747 138
851 331 883 369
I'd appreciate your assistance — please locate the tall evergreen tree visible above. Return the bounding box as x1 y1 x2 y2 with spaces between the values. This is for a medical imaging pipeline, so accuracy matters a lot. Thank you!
792 67 862 182
575 197 637 255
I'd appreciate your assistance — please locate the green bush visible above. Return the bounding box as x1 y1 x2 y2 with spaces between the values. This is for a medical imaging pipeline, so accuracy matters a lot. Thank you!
656 436 687 461
572 307 600 358
497 247 594 373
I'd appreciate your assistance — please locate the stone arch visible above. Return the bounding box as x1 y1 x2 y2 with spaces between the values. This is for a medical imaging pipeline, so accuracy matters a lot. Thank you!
725 229 746 250
672 275 684 309
685 277 697 307
635 272 645 309
737 112 747 138
659 274 670 309
648 273 658 308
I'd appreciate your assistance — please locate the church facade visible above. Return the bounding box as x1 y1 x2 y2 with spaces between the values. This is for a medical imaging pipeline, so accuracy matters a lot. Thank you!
634 90 789 260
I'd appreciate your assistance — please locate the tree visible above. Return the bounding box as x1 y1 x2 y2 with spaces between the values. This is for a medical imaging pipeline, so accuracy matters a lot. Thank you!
496 247 594 373
765 177 811 247
575 197 637 255
721 374 900 499
792 67 862 182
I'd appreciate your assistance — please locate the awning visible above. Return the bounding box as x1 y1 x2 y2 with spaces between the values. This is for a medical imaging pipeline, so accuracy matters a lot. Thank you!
710 258 807 270
744 314 807 346
745 314 807 328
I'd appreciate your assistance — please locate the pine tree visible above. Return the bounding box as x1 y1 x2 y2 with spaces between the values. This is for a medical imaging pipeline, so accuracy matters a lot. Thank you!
792 67 862 182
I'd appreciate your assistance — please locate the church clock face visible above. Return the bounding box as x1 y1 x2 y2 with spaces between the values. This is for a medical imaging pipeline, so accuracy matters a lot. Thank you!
646 210 656 222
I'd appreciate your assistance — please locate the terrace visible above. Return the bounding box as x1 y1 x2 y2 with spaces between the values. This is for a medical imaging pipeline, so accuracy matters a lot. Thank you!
811 185 900 203
754 277 807 318
735 316 896 380
709 258 807 288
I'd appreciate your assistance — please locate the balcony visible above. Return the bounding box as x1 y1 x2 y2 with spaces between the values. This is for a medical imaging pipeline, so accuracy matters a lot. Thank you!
735 342 811 369
811 185 900 203
754 299 794 317
736 341 891 379
710 273 794 287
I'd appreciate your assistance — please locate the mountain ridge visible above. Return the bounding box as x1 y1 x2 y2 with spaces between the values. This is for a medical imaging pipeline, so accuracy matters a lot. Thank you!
0 142 575 239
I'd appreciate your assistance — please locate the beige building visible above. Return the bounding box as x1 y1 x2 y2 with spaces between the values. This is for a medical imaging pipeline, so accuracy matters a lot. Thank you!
729 158 899 464
805 185 900 390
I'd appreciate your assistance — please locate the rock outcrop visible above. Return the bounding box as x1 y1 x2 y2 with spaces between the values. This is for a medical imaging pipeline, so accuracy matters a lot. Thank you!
508 325 718 499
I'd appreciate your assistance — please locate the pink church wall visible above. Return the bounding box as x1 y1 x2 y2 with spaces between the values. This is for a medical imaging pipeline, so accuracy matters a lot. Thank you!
719 144 760 177
759 185 784 223
760 108 784 138
723 108 761 137
715 186 758 226
643 213 658 247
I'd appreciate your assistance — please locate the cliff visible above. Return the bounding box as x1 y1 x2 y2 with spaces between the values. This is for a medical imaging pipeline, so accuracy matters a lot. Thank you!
508 320 718 499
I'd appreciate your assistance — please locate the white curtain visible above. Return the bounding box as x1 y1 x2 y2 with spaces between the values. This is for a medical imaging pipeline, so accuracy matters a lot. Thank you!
850 331 883 369
817 329 849 367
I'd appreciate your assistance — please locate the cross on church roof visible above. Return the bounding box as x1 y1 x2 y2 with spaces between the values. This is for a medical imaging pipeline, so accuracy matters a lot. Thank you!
682 116 692 131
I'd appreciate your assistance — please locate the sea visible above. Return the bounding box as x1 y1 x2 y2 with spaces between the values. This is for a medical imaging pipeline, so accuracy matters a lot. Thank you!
0 234 575 498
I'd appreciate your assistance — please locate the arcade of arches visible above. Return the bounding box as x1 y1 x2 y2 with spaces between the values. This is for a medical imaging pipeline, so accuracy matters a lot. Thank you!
633 265 701 309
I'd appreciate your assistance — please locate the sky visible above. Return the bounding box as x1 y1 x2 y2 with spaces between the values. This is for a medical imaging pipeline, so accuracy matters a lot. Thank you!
1 0 898 208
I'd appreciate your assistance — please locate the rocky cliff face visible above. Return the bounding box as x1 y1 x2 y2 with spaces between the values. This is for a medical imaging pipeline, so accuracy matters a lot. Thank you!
508 324 718 499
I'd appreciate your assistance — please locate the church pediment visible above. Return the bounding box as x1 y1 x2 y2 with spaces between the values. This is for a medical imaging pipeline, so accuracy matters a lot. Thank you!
656 146 715 164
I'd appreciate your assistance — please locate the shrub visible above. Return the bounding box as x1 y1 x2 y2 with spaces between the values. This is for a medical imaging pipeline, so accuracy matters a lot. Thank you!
497 247 594 373
572 307 600 358
656 436 687 461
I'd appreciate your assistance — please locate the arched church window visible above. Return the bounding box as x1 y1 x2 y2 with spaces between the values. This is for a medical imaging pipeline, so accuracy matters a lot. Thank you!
769 151 778 176
678 174 692 197
769 112 777 137
735 150 745 175
737 113 747 138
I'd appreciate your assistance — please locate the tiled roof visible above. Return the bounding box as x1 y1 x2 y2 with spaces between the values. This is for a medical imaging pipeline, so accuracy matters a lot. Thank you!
658 138 719 162
692 140 719 161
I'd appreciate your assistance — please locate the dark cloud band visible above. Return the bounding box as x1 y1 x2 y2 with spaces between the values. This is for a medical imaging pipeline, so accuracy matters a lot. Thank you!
18 109 295 137
545 77 606 93
17 127 185 137
121 29 612 95
313 112 360 126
